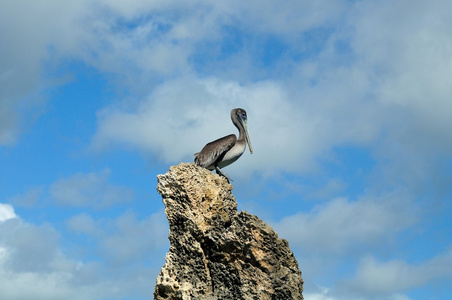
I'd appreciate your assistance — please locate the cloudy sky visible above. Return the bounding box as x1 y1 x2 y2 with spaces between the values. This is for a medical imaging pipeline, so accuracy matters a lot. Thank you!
1 0 452 299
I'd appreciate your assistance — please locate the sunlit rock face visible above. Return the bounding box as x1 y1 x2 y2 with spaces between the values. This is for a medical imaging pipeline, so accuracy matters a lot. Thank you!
154 163 303 300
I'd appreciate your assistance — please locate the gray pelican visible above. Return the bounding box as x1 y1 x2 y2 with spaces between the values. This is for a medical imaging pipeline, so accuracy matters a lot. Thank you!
194 108 253 180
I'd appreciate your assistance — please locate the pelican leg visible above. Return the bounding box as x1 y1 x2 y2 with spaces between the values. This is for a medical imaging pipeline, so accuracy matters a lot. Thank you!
215 166 233 182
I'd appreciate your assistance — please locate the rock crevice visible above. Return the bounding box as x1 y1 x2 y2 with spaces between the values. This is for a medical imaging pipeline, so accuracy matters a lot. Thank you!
154 163 303 300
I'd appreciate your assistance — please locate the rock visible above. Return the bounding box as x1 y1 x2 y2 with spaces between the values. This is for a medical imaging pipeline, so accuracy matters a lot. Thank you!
154 163 303 300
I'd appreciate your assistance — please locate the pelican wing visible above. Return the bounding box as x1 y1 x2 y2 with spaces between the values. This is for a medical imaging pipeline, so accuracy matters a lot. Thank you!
194 134 237 169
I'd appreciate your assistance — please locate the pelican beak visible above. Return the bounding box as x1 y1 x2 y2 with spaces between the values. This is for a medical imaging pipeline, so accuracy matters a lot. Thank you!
243 120 253 154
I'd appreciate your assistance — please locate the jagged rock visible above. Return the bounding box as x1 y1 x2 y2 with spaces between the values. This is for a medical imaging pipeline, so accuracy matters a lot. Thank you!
154 163 303 300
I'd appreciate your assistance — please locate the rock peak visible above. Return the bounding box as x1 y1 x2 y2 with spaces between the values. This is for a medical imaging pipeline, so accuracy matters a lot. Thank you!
154 163 303 300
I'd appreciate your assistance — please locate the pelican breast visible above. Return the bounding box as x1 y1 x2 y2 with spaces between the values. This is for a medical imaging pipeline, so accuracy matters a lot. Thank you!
217 139 246 169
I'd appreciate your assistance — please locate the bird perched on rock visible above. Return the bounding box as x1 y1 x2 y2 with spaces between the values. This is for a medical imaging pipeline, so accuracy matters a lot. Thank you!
194 108 253 181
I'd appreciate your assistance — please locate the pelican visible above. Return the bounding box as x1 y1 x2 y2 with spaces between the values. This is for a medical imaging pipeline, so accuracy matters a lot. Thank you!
194 108 253 181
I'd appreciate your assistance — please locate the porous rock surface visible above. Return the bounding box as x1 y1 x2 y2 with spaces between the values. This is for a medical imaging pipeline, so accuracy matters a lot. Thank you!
154 163 303 300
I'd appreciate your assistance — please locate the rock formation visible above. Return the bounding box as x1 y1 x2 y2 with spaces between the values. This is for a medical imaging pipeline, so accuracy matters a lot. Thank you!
154 163 303 300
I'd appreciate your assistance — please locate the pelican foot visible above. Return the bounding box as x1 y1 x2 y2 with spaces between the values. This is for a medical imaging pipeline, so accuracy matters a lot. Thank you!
215 166 233 183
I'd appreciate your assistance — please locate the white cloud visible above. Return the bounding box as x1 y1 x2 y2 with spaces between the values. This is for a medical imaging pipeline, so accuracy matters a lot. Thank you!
337 0 452 195
338 249 452 298
273 194 417 255
0 0 88 145
0 218 61 273
0 203 168 300
66 213 101 236
8 186 45 207
99 211 168 265
303 286 336 300
49 169 133 208
7 171 134 210
0 100 18 145
67 211 168 265
0 203 17 222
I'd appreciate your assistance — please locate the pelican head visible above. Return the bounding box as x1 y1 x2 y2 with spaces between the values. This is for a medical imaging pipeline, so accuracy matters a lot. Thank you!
232 108 253 154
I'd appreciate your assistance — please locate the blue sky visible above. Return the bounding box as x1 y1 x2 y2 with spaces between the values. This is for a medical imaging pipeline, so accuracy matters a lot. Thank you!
1 0 452 299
